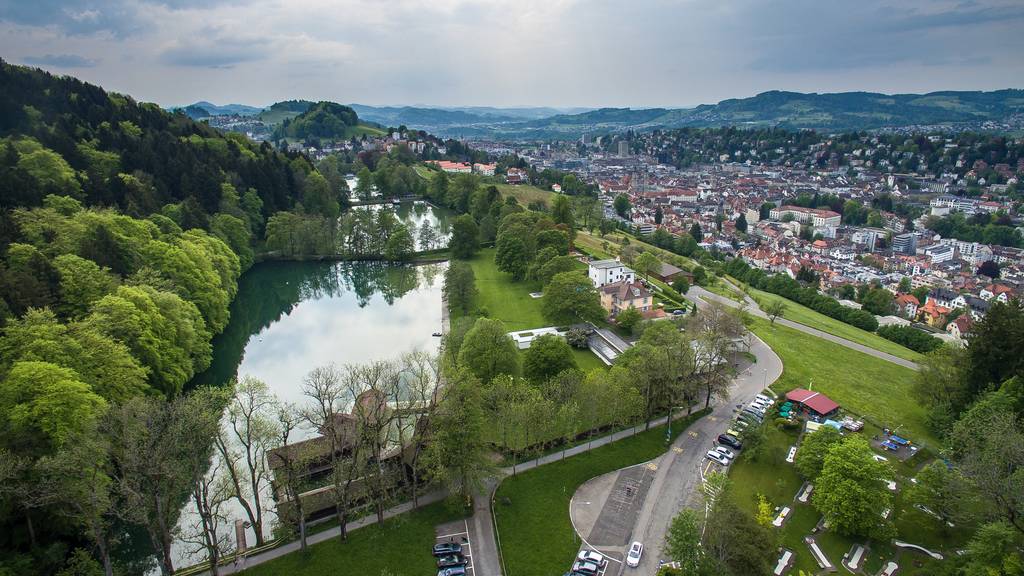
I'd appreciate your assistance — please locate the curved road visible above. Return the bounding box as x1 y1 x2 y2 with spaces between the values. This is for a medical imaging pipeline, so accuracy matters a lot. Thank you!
686 284 920 371
569 330 783 575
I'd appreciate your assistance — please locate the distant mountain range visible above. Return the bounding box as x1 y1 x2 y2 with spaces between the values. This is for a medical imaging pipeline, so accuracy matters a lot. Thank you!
177 89 1024 139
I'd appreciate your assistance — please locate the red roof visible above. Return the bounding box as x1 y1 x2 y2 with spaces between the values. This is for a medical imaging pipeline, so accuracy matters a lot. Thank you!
785 388 840 415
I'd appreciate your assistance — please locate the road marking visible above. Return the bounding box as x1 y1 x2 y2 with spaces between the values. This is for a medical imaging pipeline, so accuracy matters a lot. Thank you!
688 431 698 438
646 462 658 471
672 447 683 454
709 416 718 421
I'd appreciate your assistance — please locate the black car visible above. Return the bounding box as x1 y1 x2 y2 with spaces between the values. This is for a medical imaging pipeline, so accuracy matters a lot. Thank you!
718 433 742 450
433 542 463 557
437 554 468 569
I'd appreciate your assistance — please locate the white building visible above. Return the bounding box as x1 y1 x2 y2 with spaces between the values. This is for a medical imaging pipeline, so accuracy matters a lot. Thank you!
588 259 636 288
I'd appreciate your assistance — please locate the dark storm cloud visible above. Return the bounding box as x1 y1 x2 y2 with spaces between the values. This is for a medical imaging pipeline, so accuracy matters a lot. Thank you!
0 0 143 36
0 0 250 36
20 53 98 67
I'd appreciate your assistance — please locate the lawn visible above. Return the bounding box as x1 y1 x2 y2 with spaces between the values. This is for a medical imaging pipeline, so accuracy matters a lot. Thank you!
741 284 923 363
494 183 556 206
728 417 972 575
461 248 548 330
245 500 463 576
749 317 936 447
493 411 708 576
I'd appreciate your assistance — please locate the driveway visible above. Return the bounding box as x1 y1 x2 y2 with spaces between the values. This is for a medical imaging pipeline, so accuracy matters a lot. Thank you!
571 331 784 575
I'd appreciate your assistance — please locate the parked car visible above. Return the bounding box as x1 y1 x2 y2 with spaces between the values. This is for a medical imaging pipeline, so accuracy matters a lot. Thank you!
718 434 742 450
577 550 608 567
714 446 736 459
437 568 467 576
726 427 743 438
433 542 463 557
737 412 760 424
747 403 767 414
705 450 730 465
572 560 601 575
437 555 467 569
732 420 750 431
755 393 773 403
741 408 764 421
626 542 644 567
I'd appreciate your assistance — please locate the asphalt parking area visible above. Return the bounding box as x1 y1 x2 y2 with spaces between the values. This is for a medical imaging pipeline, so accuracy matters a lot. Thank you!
435 519 473 576
588 464 657 547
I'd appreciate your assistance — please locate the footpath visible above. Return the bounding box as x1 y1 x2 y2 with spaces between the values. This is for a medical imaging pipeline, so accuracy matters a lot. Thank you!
200 409 704 575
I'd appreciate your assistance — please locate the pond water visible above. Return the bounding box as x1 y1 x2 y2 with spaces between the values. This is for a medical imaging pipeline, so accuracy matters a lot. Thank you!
146 259 447 571
121 204 451 573
354 200 453 251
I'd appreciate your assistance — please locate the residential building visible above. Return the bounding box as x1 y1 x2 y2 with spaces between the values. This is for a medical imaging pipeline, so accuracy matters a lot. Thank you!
588 259 636 287
599 280 652 316
924 243 954 264
473 162 497 176
768 205 841 228
894 293 919 318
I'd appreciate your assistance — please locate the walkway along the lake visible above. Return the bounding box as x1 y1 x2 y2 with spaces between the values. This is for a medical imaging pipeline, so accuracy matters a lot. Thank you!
194 408 707 575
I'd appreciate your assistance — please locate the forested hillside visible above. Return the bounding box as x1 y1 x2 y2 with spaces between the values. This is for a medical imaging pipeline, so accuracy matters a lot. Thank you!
0 60 322 575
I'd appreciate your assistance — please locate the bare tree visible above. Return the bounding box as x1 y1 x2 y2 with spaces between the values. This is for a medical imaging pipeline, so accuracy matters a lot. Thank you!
396 350 441 508
214 376 279 547
687 302 744 409
182 459 233 576
345 360 401 525
302 364 364 542
272 404 312 552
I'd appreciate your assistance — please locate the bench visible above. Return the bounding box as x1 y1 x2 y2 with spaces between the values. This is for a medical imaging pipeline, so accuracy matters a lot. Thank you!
786 446 797 463
772 506 791 527
879 560 898 576
805 537 833 570
796 482 814 503
773 550 794 576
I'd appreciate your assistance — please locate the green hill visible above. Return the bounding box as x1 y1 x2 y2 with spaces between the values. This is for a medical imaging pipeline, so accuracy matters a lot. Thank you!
272 101 385 140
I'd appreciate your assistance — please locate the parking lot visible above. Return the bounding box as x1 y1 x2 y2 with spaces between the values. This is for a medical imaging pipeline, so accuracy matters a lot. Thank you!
435 519 473 576
572 549 611 576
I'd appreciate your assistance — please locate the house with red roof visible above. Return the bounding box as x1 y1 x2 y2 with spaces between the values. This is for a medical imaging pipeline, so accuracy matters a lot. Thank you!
894 293 920 319
785 388 840 417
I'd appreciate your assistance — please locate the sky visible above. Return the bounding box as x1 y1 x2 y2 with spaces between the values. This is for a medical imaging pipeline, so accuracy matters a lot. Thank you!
1 0 1023 109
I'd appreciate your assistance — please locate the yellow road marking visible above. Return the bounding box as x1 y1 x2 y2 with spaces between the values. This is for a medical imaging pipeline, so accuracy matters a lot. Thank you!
688 431 699 438
646 462 658 471
672 446 683 454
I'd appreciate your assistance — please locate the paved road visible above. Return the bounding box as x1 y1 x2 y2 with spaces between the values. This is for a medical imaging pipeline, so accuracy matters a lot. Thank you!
686 284 920 371
614 331 784 575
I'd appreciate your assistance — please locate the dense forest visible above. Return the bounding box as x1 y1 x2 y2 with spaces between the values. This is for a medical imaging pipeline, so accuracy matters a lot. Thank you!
0 60 328 575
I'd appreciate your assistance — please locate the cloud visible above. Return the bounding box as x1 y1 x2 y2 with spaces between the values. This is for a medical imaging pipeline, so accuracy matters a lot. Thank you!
20 53 98 67
158 30 270 68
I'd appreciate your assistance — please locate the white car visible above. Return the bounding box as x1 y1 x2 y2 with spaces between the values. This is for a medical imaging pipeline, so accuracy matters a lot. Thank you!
626 541 644 567
714 446 736 460
706 450 730 465
577 550 607 567
755 393 773 403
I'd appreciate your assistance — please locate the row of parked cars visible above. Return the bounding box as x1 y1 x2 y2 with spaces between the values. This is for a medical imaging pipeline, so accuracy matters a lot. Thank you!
705 393 774 466
433 542 468 576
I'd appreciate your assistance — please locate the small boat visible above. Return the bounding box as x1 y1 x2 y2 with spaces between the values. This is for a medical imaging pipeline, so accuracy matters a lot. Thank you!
432 332 443 337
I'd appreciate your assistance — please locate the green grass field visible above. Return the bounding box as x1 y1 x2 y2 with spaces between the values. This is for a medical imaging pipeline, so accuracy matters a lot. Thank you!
728 409 971 575
493 411 707 576
460 248 548 331
749 317 935 447
741 284 923 362
245 500 463 576
494 183 557 207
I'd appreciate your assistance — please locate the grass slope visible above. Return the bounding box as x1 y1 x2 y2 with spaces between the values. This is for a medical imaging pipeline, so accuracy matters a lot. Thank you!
749 317 935 447
245 501 463 576
742 284 922 362
494 183 556 207
459 249 546 331
494 412 707 576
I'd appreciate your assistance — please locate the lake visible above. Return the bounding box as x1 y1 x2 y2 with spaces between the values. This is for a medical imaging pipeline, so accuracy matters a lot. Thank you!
136 204 451 572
